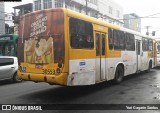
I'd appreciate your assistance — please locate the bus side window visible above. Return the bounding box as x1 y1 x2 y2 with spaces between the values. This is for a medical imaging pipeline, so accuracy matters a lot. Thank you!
102 34 105 55
108 28 113 50
69 18 94 49
120 31 125 50
142 38 145 51
125 33 135 51
149 39 153 51
113 30 119 50
112 30 125 51
142 38 149 51
125 33 129 50
130 34 135 51
145 38 149 51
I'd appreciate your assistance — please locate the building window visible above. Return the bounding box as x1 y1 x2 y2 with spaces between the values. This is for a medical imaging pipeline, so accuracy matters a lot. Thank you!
65 1 74 9
75 3 81 13
55 0 63 8
116 10 120 18
44 0 52 9
94 0 98 5
88 0 97 5
90 10 97 18
35 0 41 11
109 19 112 23
109 6 112 14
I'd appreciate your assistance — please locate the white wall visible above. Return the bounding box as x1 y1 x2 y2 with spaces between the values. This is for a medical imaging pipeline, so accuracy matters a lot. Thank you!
33 0 124 26
0 2 5 34
98 0 123 25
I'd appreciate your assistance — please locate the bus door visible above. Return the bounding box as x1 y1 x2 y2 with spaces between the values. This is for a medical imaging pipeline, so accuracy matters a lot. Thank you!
136 40 141 71
95 32 106 82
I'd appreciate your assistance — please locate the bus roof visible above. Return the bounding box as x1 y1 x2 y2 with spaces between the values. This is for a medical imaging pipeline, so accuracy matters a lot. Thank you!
65 8 155 39
21 8 155 39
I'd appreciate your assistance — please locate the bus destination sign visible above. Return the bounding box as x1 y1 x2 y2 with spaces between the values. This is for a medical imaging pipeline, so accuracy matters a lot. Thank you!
0 36 13 41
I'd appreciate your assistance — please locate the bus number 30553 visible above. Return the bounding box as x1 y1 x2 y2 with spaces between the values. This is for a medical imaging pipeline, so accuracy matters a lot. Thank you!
42 69 56 75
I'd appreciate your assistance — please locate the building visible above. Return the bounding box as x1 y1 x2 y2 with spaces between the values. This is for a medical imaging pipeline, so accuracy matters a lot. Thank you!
5 13 14 32
33 0 124 26
0 2 5 34
97 0 123 26
13 3 33 34
123 13 141 32
5 14 13 27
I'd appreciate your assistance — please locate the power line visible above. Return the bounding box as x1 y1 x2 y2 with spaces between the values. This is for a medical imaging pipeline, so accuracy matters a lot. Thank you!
98 1 160 20
143 13 160 17
119 16 160 20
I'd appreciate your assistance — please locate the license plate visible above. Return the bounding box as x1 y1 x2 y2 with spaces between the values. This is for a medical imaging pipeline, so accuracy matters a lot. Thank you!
35 64 43 68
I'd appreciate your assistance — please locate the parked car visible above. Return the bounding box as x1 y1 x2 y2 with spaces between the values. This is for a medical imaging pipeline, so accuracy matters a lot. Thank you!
0 56 21 82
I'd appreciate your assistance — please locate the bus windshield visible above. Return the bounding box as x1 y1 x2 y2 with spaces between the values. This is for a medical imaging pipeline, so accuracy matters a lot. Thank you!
0 43 15 56
5 43 15 56
0 34 18 56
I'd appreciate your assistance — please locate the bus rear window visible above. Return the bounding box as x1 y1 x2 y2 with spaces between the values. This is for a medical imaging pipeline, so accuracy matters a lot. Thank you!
18 10 65 64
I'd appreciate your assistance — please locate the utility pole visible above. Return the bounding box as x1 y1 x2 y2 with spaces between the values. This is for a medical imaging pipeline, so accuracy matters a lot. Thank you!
86 0 88 15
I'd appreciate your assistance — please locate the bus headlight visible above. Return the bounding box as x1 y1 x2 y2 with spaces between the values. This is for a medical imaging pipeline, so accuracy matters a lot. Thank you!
58 57 63 68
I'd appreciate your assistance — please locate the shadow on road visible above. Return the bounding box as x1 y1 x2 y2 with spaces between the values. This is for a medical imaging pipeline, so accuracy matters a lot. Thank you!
123 70 155 81
0 80 23 86
19 70 156 104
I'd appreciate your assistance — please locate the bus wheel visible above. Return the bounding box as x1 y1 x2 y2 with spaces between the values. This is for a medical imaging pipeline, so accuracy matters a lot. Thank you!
114 65 124 84
13 73 22 82
146 61 152 73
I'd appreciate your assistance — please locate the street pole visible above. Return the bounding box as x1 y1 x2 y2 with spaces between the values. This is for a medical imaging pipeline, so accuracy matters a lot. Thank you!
86 0 88 15
145 26 151 35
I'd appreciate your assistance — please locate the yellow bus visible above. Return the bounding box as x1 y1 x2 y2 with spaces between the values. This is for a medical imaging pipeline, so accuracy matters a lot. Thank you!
18 8 156 86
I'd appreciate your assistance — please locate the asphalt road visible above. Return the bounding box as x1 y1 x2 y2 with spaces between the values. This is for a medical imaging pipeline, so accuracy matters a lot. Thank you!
0 68 160 113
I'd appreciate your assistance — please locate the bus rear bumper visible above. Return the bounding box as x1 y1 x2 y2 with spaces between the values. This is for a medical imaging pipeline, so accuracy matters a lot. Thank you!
18 71 68 85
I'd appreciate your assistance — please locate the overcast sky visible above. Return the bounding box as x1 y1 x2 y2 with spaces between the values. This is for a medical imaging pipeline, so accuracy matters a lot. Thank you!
5 0 33 13
5 0 160 36
114 0 160 36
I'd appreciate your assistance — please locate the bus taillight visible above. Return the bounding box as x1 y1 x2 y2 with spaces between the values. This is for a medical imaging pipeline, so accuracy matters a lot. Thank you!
58 57 63 68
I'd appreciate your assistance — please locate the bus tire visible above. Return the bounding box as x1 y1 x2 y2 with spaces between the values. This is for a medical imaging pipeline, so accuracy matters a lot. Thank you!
146 61 152 73
13 72 22 82
114 65 124 84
